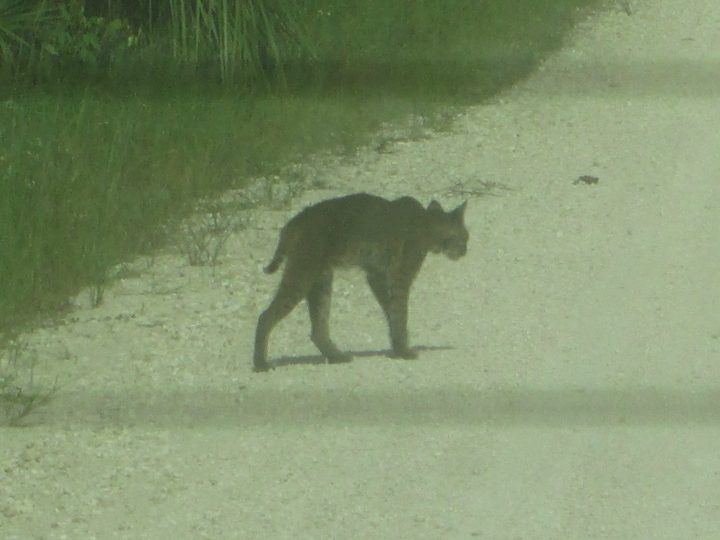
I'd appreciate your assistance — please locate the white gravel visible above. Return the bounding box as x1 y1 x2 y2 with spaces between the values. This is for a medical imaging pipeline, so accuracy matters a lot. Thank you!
2 0 720 538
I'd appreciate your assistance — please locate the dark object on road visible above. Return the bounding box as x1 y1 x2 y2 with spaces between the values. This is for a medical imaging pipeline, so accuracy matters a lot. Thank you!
573 175 599 185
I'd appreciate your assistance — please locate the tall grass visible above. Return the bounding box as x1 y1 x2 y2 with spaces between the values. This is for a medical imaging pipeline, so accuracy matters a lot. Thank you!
300 0 571 99
81 0 598 92
0 0 602 334
0 0 58 77
166 0 313 84
0 90 421 328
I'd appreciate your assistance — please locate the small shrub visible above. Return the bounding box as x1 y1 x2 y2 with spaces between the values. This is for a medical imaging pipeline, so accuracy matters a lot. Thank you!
175 202 242 267
0 337 57 426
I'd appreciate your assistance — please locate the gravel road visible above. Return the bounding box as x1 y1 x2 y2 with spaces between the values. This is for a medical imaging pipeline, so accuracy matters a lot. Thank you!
2 0 719 537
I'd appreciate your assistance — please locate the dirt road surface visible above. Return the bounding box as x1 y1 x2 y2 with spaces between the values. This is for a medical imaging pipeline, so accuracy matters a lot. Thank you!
2 0 719 538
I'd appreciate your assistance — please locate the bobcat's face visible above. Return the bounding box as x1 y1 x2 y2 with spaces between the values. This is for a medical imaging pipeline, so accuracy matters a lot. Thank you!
439 227 468 260
427 199 469 260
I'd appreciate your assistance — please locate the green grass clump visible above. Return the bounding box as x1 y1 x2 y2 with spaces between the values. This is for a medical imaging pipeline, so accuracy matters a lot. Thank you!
300 0 590 100
0 90 428 328
0 0 602 333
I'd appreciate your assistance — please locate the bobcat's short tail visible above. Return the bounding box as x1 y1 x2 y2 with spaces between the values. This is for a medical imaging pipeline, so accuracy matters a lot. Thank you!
263 229 288 274
263 251 284 274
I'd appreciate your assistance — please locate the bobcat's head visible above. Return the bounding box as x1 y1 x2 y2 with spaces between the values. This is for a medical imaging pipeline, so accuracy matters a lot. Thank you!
427 200 468 260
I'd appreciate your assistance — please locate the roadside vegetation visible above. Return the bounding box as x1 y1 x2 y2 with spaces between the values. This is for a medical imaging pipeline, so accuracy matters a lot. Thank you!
0 0 603 340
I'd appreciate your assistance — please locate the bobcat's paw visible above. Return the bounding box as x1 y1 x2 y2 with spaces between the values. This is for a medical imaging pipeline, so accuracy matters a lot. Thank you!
389 348 418 360
327 351 353 364
253 360 273 373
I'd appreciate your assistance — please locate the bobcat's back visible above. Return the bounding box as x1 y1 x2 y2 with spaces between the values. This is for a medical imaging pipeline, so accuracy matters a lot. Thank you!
263 192 467 274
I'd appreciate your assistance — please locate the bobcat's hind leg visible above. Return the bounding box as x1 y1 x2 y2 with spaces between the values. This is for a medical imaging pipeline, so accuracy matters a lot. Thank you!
368 272 417 359
254 275 306 372
307 271 352 364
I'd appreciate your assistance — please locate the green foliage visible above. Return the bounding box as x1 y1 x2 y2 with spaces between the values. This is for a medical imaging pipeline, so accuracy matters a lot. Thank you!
34 3 137 76
3 0 600 91
0 0 55 73
0 0 137 82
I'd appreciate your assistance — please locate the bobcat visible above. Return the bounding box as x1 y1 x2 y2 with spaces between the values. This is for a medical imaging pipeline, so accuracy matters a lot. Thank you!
253 193 468 372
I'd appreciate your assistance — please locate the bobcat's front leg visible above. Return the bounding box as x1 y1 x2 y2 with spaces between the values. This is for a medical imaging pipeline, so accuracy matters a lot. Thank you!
253 311 273 372
386 285 417 359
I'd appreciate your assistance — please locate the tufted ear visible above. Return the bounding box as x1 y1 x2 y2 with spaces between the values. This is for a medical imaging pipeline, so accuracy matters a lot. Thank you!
427 200 443 212
451 200 467 220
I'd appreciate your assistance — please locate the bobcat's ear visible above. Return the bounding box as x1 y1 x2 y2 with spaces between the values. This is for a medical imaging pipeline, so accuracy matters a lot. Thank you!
452 200 468 220
427 200 443 212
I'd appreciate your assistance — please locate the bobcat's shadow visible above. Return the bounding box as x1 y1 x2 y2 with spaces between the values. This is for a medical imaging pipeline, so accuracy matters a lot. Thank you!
273 345 452 369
